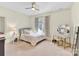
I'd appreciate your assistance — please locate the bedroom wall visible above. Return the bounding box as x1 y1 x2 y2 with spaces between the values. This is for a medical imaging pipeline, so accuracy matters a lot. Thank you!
29 16 36 32
30 8 74 43
0 6 30 33
0 17 5 33
71 3 79 26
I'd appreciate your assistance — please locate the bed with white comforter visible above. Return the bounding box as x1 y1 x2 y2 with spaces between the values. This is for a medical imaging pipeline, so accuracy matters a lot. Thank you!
20 29 47 46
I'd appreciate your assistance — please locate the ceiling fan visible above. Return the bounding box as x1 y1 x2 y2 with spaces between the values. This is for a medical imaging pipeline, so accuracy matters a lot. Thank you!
25 2 39 11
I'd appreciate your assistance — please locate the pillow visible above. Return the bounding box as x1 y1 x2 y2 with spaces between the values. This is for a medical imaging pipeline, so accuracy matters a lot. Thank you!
23 30 31 34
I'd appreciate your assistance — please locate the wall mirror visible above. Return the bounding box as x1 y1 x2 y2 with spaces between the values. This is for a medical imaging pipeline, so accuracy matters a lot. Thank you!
57 24 70 35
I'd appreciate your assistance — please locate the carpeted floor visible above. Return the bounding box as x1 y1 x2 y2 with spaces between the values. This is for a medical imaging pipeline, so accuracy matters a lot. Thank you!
5 40 73 56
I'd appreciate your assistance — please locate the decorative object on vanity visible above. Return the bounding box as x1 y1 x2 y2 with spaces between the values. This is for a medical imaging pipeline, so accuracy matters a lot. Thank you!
52 35 59 45
56 24 71 49
52 39 58 44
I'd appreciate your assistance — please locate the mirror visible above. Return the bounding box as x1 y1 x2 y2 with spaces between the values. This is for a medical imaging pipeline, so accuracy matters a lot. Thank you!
57 24 70 34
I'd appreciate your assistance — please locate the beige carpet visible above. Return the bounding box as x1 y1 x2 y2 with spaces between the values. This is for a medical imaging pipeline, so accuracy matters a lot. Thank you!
5 40 73 56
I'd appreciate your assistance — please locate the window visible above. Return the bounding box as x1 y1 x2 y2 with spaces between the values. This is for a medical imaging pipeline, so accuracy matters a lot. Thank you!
35 17 44 32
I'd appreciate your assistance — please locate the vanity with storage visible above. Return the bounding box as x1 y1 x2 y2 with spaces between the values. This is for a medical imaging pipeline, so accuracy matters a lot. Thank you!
0 37 5 56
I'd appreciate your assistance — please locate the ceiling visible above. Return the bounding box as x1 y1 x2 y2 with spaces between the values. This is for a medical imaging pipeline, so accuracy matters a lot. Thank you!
0 2 73 15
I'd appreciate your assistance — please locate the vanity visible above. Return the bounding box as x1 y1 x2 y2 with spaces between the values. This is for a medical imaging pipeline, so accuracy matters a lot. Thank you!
0 34 5 56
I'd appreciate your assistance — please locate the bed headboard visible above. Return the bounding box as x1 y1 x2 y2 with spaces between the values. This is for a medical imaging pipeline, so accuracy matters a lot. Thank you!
19 28 32 39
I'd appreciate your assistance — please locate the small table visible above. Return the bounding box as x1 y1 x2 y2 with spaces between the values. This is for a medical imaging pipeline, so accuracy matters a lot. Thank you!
58 37 71 49
52 35 71 49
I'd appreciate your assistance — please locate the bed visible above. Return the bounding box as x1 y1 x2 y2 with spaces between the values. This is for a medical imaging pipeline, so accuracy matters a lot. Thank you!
19 28 47 46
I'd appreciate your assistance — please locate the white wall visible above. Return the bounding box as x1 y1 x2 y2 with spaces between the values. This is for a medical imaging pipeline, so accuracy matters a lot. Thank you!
29 16 36 31
0 17 5 33
0 6 30 33
71 3 79 26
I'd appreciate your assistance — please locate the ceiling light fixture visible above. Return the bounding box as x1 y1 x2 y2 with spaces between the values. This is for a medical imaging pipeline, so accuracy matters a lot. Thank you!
32 7 35 11
25 2 39 11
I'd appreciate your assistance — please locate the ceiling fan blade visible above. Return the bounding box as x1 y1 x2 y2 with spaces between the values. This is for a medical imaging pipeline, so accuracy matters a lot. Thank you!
35 8 39 11
25 7 32 9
